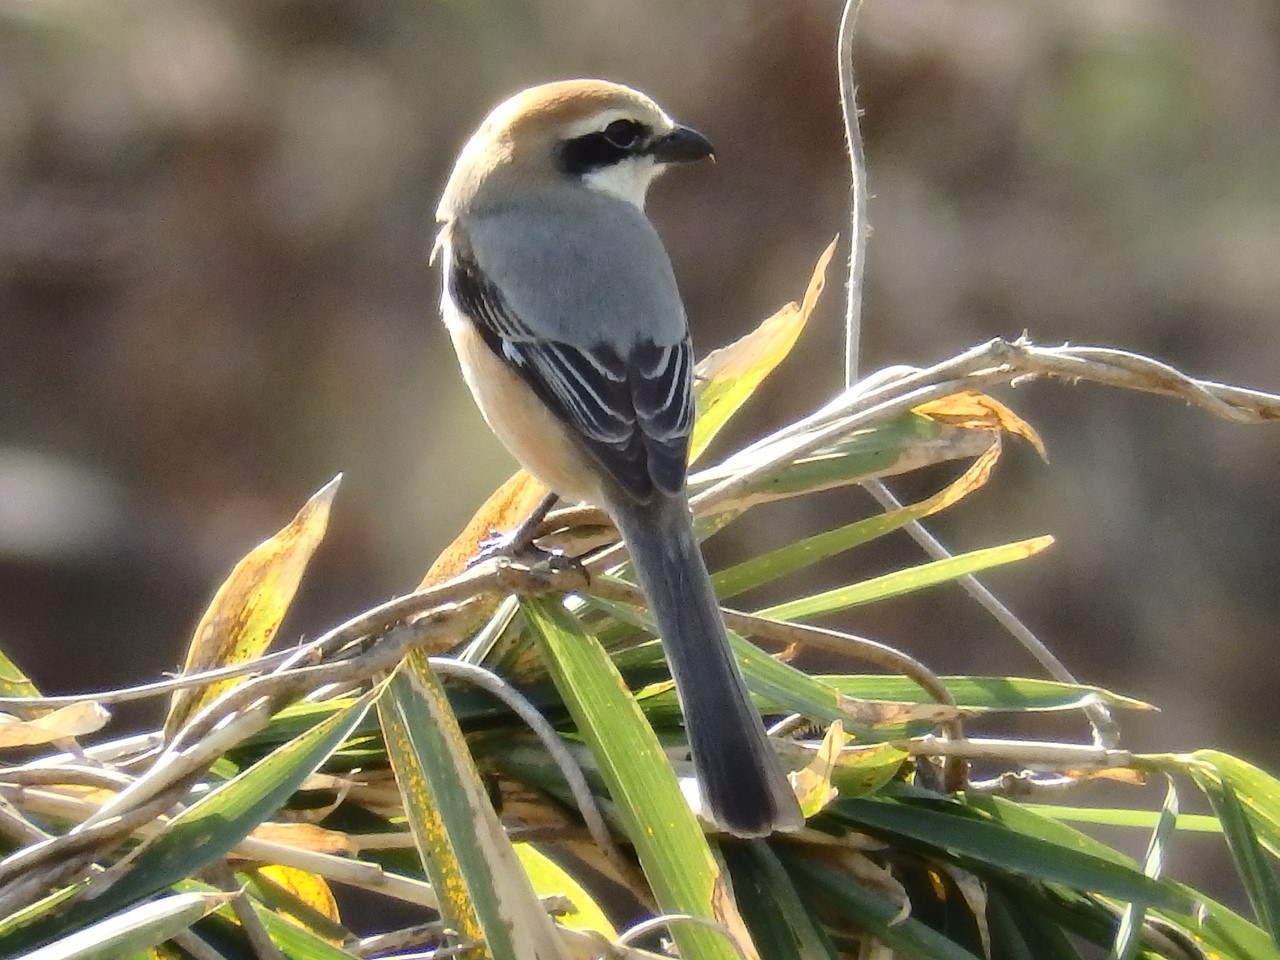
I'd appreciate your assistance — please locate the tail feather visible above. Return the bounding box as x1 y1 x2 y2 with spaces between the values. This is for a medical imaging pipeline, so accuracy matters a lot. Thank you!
606 491 803 837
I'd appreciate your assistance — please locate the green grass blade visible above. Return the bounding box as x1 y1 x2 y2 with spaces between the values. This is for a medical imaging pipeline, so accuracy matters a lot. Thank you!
1111 777 1180 960
760 536 1053 621
171 877 361 959
781 852 985 960
823 675 1151 713
833 797 1190 913
1160 750 1280 856
726 631 860 729
124 689 378 891
379 653 569 960
703 412 959 507
0 688 378 957
970 793 1280 960
0 647 41 698
1019 803 1222 834
1149 750 1280 942
712 505 932 601
522 596 747 960
720 843 837 959
987 887 1083 960
247 893 365 959
1 692 376 956
0 880 83 942
1198 773 1280 942
143 877 361 960
710 444 998 601
19 892 230 960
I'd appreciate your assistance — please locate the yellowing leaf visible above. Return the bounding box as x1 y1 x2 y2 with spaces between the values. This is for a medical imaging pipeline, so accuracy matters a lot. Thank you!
0 701 110 748
922 441 1001 515
257 863 342 928
381 653 572 960
691 238 838 461
710 875 763 960
420 470 547 588
0 649 40 699
164 477 339 738
830 743 910 799
914 391 1047 461
791 721 846 817
514 843 617 938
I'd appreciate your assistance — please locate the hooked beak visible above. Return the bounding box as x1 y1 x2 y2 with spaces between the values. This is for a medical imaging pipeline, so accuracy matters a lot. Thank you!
648 124 715 164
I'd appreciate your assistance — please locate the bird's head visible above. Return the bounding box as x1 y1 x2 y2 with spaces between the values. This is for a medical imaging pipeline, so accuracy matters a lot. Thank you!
438 79 714 219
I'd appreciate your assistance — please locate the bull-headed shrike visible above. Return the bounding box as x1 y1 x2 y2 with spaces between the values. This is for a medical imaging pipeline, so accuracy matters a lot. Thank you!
435 79 803 837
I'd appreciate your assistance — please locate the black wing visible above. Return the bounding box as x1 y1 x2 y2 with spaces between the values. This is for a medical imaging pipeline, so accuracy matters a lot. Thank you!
447 234 692 502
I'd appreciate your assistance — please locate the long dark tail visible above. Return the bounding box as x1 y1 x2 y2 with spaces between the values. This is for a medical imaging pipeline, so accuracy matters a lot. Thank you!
605 491 803 837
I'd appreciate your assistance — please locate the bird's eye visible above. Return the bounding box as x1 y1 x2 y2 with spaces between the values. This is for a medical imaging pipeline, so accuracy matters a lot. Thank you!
602 119 646 149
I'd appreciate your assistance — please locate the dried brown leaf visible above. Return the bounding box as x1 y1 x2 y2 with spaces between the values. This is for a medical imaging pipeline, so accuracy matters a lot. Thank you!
0 701 110 748
914 391 1047 461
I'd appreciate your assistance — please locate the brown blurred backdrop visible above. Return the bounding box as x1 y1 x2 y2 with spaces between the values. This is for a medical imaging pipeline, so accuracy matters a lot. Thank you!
2 0 1278 894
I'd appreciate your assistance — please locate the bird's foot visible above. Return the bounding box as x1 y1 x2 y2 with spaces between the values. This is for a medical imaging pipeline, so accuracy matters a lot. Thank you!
468 527 559 568
468 528 587 592
465 491 561 569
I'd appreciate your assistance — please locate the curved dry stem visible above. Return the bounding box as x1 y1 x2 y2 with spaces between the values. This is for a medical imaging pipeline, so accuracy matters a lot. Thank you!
617 913 751 960
426 657 625 871
837 0 868 387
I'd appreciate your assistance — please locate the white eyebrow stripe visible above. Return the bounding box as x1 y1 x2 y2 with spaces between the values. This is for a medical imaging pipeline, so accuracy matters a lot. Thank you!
560 107 672 140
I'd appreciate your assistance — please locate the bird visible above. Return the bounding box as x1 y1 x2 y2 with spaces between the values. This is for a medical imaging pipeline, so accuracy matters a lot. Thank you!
433 78 803 838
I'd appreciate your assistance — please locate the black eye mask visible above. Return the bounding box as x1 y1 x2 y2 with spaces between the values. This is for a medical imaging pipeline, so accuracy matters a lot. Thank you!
557 119 653 176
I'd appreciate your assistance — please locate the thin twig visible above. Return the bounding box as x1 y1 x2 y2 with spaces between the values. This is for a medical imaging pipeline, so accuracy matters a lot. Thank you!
171 929 233 960
901 736 1132 768
0 848 103 919
0 650 300 711
0 793 52 847
693 336 1280 541
2 765 138 792
205 862 285 960
966 772 1088 796
838 0 868 388
863 478 1119 747
232 838 440 909
0 791 174 913
351 922 450 958
831 0 1266 766
617 913 751 960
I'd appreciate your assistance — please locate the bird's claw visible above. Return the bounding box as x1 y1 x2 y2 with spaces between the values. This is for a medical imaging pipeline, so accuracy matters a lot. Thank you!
467 528 582 575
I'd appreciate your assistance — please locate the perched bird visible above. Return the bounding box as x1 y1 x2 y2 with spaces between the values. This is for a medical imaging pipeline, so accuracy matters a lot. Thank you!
434 79 803 837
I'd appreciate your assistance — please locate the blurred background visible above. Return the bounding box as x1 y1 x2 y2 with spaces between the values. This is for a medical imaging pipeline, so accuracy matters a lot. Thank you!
1 0 1278 903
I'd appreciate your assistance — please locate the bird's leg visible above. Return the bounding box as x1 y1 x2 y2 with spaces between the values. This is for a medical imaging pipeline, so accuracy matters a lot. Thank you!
470 491 561 566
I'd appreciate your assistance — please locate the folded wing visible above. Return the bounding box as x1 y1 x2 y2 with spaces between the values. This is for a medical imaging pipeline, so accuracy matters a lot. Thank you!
447 235 693 501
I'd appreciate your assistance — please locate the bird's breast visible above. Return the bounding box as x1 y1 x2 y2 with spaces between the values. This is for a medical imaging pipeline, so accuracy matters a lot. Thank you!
440 295 603 507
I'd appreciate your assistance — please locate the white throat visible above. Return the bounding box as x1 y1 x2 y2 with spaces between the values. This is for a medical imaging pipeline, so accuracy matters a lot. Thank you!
581 156 661 209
